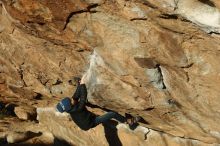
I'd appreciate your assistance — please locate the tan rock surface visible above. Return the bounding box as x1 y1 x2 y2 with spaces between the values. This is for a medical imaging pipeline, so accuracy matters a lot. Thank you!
37 107 220 146
0 0 220 145
6 131 41 144
14 105 37 120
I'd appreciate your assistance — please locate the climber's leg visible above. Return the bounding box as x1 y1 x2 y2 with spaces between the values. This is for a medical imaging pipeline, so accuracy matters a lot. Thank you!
93 111 126 126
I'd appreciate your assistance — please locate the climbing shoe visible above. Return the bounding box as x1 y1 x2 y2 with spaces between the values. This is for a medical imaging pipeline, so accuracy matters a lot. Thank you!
126 116 141 126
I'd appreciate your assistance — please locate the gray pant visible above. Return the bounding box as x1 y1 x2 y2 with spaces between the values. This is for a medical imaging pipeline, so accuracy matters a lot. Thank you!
94 111 126 126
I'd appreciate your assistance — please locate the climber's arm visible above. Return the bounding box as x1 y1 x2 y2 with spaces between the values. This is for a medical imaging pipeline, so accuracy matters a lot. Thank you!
68 84 87 113
72 85 80 104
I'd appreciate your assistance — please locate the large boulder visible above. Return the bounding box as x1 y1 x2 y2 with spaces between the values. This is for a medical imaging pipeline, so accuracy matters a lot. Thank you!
0 0 220 145
37 107 219 146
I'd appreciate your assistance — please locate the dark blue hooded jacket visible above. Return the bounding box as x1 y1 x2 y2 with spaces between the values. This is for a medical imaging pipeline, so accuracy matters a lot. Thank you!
68 84 96 130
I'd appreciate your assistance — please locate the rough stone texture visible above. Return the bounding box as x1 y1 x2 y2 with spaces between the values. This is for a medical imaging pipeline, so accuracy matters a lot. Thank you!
14 105 37 120
0 0 220 145
0 117 58 146
176 0 220 33
37 108 219 146
6 131 41 143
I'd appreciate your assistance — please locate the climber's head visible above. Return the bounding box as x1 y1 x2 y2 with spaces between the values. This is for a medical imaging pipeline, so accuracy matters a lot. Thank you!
69 77 81 86
56 97 72 113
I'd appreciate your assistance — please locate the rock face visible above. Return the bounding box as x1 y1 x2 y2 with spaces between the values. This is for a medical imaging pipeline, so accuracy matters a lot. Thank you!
14 105 37 120
6 131 41 144
0 0 220 145
37 107 218 146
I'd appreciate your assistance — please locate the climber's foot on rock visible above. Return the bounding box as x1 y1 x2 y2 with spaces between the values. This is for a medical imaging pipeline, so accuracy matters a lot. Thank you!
126 116 141 126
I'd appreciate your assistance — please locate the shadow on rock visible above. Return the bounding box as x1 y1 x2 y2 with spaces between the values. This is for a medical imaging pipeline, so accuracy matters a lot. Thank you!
5 104 17 116
0 138 7 145
0 103 17 119
198 0 215 7
1 143 52 146
6 131 42 144
53 137 72 146
102 120 122 146
1 137 72 146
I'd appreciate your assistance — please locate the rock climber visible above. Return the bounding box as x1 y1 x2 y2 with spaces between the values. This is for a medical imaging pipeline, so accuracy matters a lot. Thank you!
56 75 139 131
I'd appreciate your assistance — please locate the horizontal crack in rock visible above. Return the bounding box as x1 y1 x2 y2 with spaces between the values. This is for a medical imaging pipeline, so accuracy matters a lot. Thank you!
159 14 178 20
130 18 148 21
160 26 185 34
198 0 216 7
208 31 220 35
146 126 218 145
63 4 100 30
180 63 194 68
